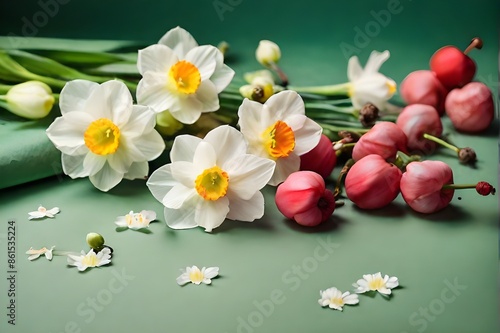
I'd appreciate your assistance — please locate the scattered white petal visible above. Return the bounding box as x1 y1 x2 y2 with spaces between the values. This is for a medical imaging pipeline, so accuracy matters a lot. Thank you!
352 272 399 295
67 248 112 272
176 265 219 286
26 246 55 261
318 287 359 311
115 210 157 230
28 205 60 220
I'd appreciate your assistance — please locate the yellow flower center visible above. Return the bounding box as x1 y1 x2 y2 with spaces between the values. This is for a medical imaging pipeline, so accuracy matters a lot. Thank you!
387 81 397 95
368 277 385 291
189 269 204 284
195 166 229 201
262 120 295 158
81 253 98 267
169 60 201 94
330 297 344 308
84 118 120 155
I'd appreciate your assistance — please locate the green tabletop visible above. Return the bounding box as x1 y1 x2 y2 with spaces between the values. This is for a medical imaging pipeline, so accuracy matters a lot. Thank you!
0 1 498 333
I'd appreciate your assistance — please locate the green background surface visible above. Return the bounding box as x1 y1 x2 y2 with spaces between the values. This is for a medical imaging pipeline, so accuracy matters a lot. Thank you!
0 1 498 333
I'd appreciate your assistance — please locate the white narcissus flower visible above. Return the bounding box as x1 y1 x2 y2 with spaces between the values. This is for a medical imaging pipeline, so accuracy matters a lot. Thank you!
353 272 399 295
67 248 112 272
46 80 165 192
176 266 219 285
136 26 235 125
318 287 359 311
26 246 55 261
237 90 322 186
28 205 60 220
347 50 397 110
147 125 275 232
5 81 55 119
115 210 156 230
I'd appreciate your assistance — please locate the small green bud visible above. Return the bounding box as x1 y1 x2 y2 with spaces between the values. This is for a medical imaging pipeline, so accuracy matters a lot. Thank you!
86 232 105 251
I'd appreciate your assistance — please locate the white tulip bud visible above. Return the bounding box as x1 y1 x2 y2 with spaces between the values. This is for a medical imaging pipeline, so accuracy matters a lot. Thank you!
5 81 55 119
256 40 281 67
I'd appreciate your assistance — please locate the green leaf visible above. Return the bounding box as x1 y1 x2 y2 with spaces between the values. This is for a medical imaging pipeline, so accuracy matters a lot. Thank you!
0 36 143 52
84 62 140 76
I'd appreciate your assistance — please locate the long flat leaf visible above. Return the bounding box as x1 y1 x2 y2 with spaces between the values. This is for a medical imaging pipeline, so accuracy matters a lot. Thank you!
0 36 143 52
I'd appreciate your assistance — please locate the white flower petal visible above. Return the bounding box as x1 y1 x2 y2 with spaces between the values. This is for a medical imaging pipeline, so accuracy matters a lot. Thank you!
363 50 390 74
46 111 92 155
83 153 106 176
123 161 148 180
100 80 133 127
378 287 392 295
89 163 124 192
224 155 275 200
203 125 247 166
176 273 191 286
185 45 218 81
120 105 156 137
347 56 363 81
59 79 99 115
170 161 197 188
211 63 235 93
61 154 88 178
269 153 300 186
47 207 60 215
285 116 322 156
237 98 265 135
115 216 128 227
226 191 265 222
137 44 178 76
28 212 45 220
158 26 198 58
192 142 217 169
193 80 219 112
136 71 176 113
343 294 359 305
203 267 219 279
264 90 305 120
168 96 203 124
195 197 229 232
129 129 165 161
147 164 178 202
170 134 202 162
162 184 196 209
141 210 157 221
386 277 399 289
28 254 41 260
164 198 199 230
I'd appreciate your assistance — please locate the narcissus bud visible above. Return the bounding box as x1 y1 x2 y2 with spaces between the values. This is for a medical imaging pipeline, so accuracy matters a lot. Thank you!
256 40 281 67
5 81 55 119
275 171 335 226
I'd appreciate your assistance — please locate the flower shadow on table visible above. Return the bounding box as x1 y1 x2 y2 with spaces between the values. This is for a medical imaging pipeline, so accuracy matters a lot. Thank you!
282 214 349 233
352 202 408 219
408 204 472 224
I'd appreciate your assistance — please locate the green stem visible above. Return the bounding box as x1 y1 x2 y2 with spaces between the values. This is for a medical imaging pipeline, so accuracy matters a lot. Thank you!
288 82 351 96
269 61 288 87
422 133 459 153
394 151 421 170
305 102 356 115
0 84 12 94
442 184 477 190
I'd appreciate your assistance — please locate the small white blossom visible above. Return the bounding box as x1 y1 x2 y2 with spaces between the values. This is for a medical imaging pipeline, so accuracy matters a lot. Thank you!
176 266 219 285
353 272 399 295
115 210 156 230
318 287 359 311
28 205 60 220
26 246 55 261
67 248 112 272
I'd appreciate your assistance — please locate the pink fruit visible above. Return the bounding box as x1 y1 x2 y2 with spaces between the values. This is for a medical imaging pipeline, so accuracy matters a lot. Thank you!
400 160 454 214
445 82 494 133
300 134 337 179
400 70 448 115
345 154 402 210
396 104 443 154
429 38 482 90
275 171 335 226
352 122 408 162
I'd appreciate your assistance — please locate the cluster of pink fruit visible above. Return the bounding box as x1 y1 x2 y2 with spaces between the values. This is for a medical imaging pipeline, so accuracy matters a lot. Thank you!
274 39 496 227
400 37 494 133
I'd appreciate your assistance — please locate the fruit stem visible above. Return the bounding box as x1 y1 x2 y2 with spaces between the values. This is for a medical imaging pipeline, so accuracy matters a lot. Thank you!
422 133 459 153
463 37 483 55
